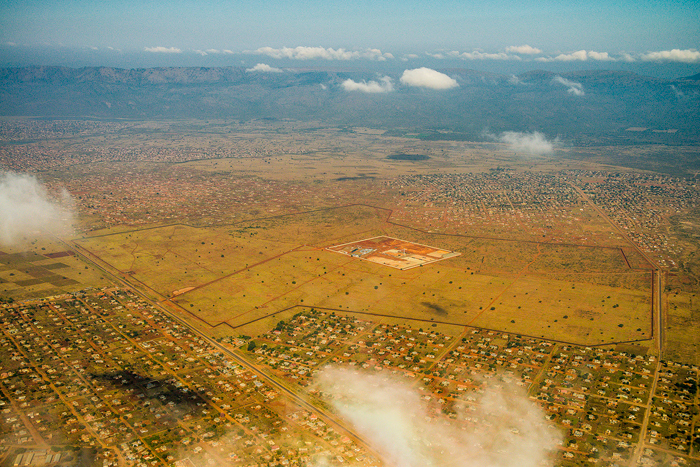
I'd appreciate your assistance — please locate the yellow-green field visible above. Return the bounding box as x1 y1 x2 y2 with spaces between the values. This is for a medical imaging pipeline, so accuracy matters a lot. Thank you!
664 290 700 365
76 205 653 346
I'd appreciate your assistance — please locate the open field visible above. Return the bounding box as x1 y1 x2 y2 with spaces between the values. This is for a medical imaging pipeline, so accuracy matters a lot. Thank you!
664 289 700 365
76 204 653 346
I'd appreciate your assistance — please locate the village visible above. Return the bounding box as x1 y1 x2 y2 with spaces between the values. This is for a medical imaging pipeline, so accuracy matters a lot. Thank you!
387 170 699 269
249 309 699 466
0 288 376 467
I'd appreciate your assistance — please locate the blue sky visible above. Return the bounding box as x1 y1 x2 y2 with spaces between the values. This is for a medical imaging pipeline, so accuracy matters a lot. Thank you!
1 0 699 75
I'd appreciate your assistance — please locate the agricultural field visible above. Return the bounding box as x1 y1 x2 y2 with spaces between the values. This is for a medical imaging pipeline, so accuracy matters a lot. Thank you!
0 237 108 300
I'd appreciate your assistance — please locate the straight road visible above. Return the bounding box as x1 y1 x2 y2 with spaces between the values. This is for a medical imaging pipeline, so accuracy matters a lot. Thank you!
568 183 663 357
568 185 666 467
61 238 385 465
628 358 661 466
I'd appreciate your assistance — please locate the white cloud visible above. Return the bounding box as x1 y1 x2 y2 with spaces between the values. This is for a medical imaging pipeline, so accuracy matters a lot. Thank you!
314 367 561 467
495 131 558 155
538 50 614 62
400 67 458 90
552 76 585 96
587 51 614 61
641 49 700 63
0 172 74 247
144 46 182 53
434 50 520 61
249 46 393 61
193 49 208 56
553 50 588 61
506 45 542 55
246 63 283 73
205 48 220 54
670 85 684 98
341 76 393 93
430 49 526 61
222 49 234 55
454 50 517 60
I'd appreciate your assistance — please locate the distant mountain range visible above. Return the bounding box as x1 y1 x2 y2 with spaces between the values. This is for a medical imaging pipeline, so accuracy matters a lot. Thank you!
1 66 699 144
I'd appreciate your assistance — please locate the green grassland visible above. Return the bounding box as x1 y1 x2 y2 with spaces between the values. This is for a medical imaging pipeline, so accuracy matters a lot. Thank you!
77 205 653 347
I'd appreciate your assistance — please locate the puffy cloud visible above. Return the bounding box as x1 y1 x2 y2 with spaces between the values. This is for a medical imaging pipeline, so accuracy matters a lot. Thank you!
314 367 561 467
400 67 458 90
495 131 559 155
538 50 614 62
249 46 393 61
431 50 520 60
452 50 517 60
587 51 614 61
0 172 74 247
552 76 585 96
341 76 393 93
553 50 588 61
505 45 542 55
193 49 208 56
535 49 700 63
508 75 524 85
144 46 181 53
246 63 283 73
641 49 700 63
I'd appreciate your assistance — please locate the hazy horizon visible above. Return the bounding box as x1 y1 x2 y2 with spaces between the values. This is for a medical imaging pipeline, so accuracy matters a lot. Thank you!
1 0 699 78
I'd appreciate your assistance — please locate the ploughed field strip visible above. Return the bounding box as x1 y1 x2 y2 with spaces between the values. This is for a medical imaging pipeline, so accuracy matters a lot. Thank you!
326 236 461 270
0 250 79 291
